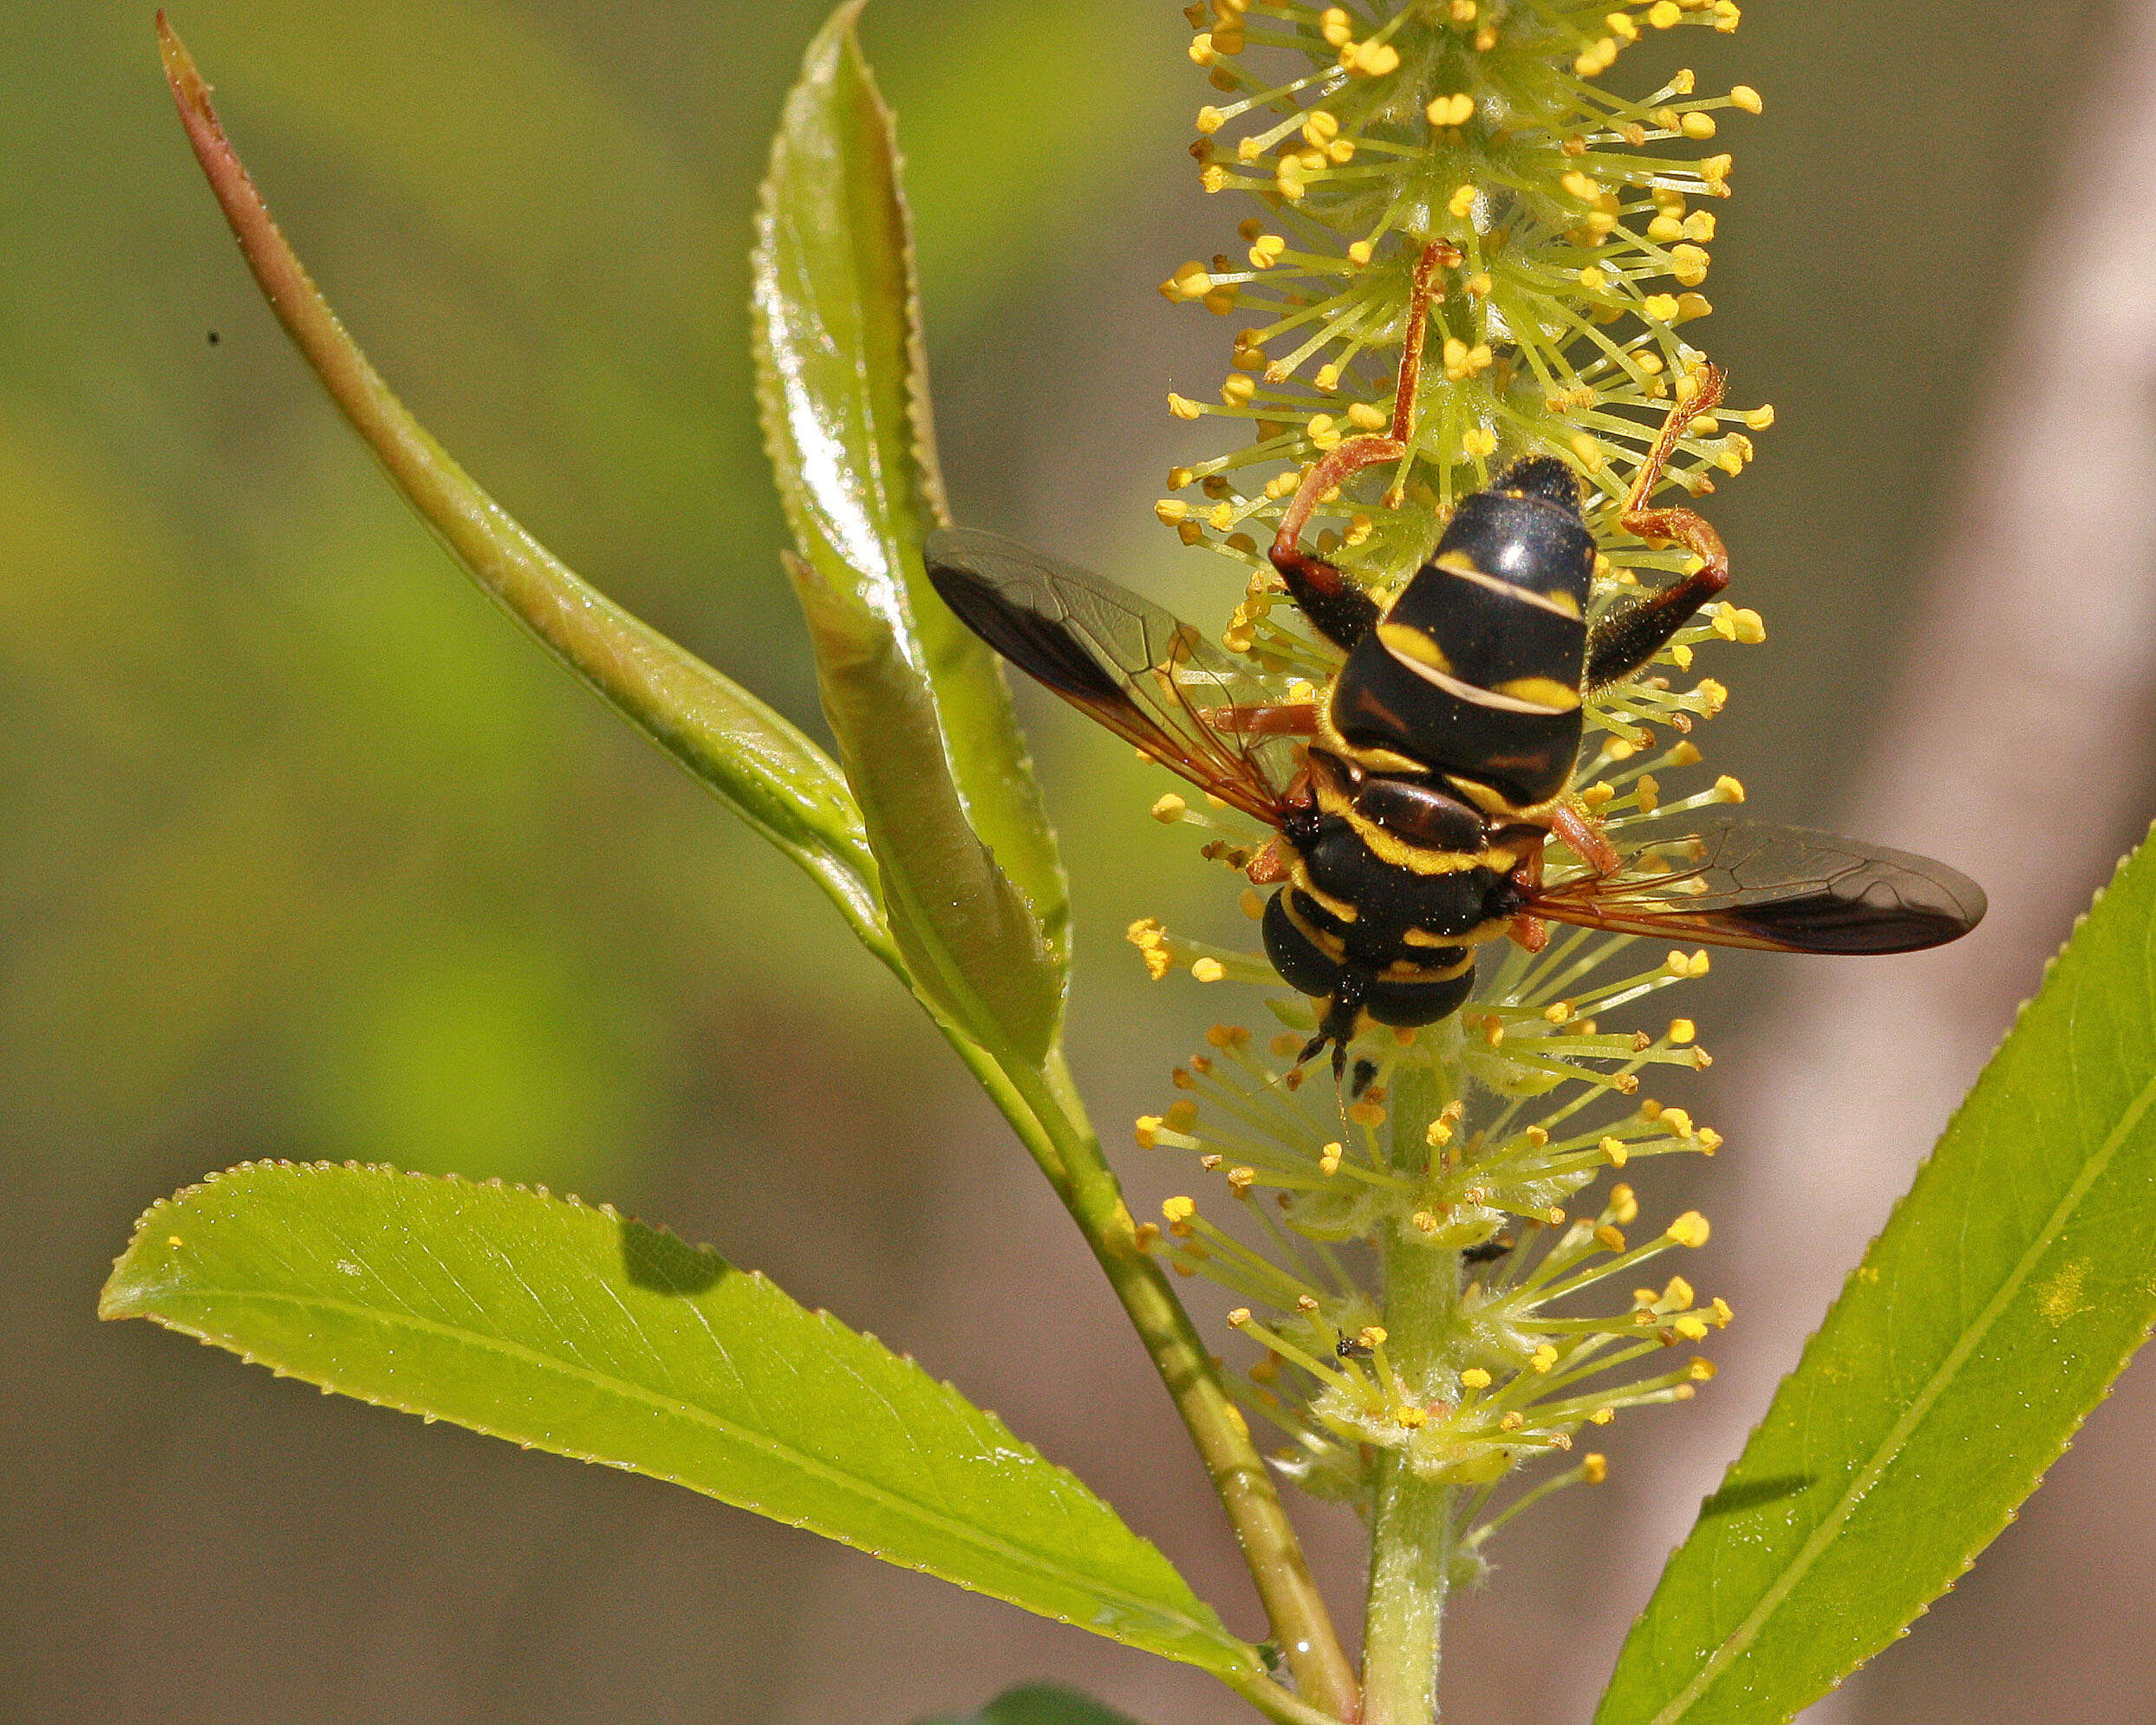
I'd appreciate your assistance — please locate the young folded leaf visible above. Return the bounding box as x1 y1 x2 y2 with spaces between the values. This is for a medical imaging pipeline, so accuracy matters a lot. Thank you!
100 1162 1261 1683
153 16 888 959
752 0 1069 1060
1599 822 2156 1725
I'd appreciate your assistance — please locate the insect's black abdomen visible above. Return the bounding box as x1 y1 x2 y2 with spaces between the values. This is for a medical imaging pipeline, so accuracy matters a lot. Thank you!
1330 485 1594 809
1261 892 1476 1031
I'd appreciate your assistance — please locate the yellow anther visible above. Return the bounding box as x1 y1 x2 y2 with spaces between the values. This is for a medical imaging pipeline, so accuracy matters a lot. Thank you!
1569 433 1604 471
1498 1410 1525 1430
1608 10 1639 38
1589 1407 1615 1426
1713 1 1742 29
1595 1224 1628 1253
1684 210 1718 241
1647 2 1681 27
1601 1136 1628 1167
1155 499 1189 524
1663 1274 1695 1309
1578 265 1608 290
1134 1221 1162 1250
1347 401 1389 430
1350 41 1402 75
1163 1196 1196 1223
1396 1404 1429 1428
1635 773 1660 814
1689 1356 1717 1380
1668 1018 1696 1045
1412 1210 1441 1234
1460 1368 1492 1390
1543 1000 1573 1025
1697 1126 1723 1153
1221 374 1255 406
1611 1183 1638 1224
1580 780 1616 809
1169 394 1205 420
1319 7 1353 46
1189 31 1217 65
1560 170 1599 201
1238 889 1265 921
1466 270 1492 296
1714 774 1745 803
1153 792 1188 825
1448 183 1479 218
1348 1097 1385 1127
1226 1305 1252 1326
1676 292 1712 320
1530 1344 1560 1373
1674 1314 1710 1340
1426 93 1475 127
1666 1210 1711 1248
1688 950 1711 976
1647 214 1685 244
1708 1296 1734 1326
1346 238 1373 265
1699 152 1733 182
1319 1142 1344 1175
1303 109 1340 142
1134 1116 1162 1148
1660 1106 1694 1137
1450 0 1477 18
1191 957 1227 982
1680 111 1717 140
1583 1453 1610 1483
1744 403 1775 429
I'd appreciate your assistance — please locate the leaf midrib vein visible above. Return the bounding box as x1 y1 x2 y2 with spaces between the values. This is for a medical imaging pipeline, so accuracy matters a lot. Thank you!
140 1282 1241 1659
1648 1032 2156 1725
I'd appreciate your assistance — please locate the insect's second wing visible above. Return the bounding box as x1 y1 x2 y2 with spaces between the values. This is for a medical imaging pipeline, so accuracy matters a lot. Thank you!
925 526 1294 824
1525 817 1987 954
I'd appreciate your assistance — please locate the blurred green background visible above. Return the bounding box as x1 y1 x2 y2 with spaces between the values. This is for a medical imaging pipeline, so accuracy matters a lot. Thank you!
6 2 2150 1722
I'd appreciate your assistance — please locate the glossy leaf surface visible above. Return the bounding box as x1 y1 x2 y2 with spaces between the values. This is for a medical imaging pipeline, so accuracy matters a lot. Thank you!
100 1162 1260 1681
752 1 1067 1061
155 19 888 958
1598 824 2156 1724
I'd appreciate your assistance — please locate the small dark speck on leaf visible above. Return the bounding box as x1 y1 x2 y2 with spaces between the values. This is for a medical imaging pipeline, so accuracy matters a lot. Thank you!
206 329 220 344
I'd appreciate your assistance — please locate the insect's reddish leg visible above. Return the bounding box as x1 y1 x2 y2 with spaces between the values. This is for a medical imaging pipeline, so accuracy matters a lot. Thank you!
1586 366 1732 686
1549 801 1621 876
1202 702 1324 737
1245 839 1290 884
1267 241 1450 624
1506 843 1549 952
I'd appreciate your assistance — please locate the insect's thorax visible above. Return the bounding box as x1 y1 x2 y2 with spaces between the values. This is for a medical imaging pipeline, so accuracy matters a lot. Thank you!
1328 489 1595 812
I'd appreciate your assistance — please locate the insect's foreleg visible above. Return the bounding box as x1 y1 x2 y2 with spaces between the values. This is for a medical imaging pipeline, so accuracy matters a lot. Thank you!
1586 365 1731 687
1268 240 1450 652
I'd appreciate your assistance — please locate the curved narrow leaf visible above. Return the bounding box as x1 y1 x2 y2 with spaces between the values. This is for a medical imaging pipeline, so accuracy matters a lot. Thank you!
921 1683 1149 1725
752 0 1068 1060
155 19 889 959
790 554 1062 1061
100 1162 1261 1683
1598 823 2156 1725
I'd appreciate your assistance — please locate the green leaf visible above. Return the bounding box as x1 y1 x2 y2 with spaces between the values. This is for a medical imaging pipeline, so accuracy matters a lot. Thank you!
155 20 890 962
919 1683 1149 1725
100 1162 1262 1682
752 0 1068 1062
1597 824 2156 1725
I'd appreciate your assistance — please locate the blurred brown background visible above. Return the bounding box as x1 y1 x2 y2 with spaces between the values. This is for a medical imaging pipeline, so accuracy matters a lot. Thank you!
5 2 2153 1721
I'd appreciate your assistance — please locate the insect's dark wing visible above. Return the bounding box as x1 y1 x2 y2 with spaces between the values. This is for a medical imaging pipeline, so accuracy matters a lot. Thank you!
925 526 1295 824
1524 818 1986 954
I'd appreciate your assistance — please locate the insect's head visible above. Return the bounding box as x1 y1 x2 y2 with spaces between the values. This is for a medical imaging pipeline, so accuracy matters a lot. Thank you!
1493 454 1585 517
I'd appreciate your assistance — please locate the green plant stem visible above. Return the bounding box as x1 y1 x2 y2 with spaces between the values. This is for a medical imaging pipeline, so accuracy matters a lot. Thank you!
992 1049 1364 1724
1363 1066 1462 1725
